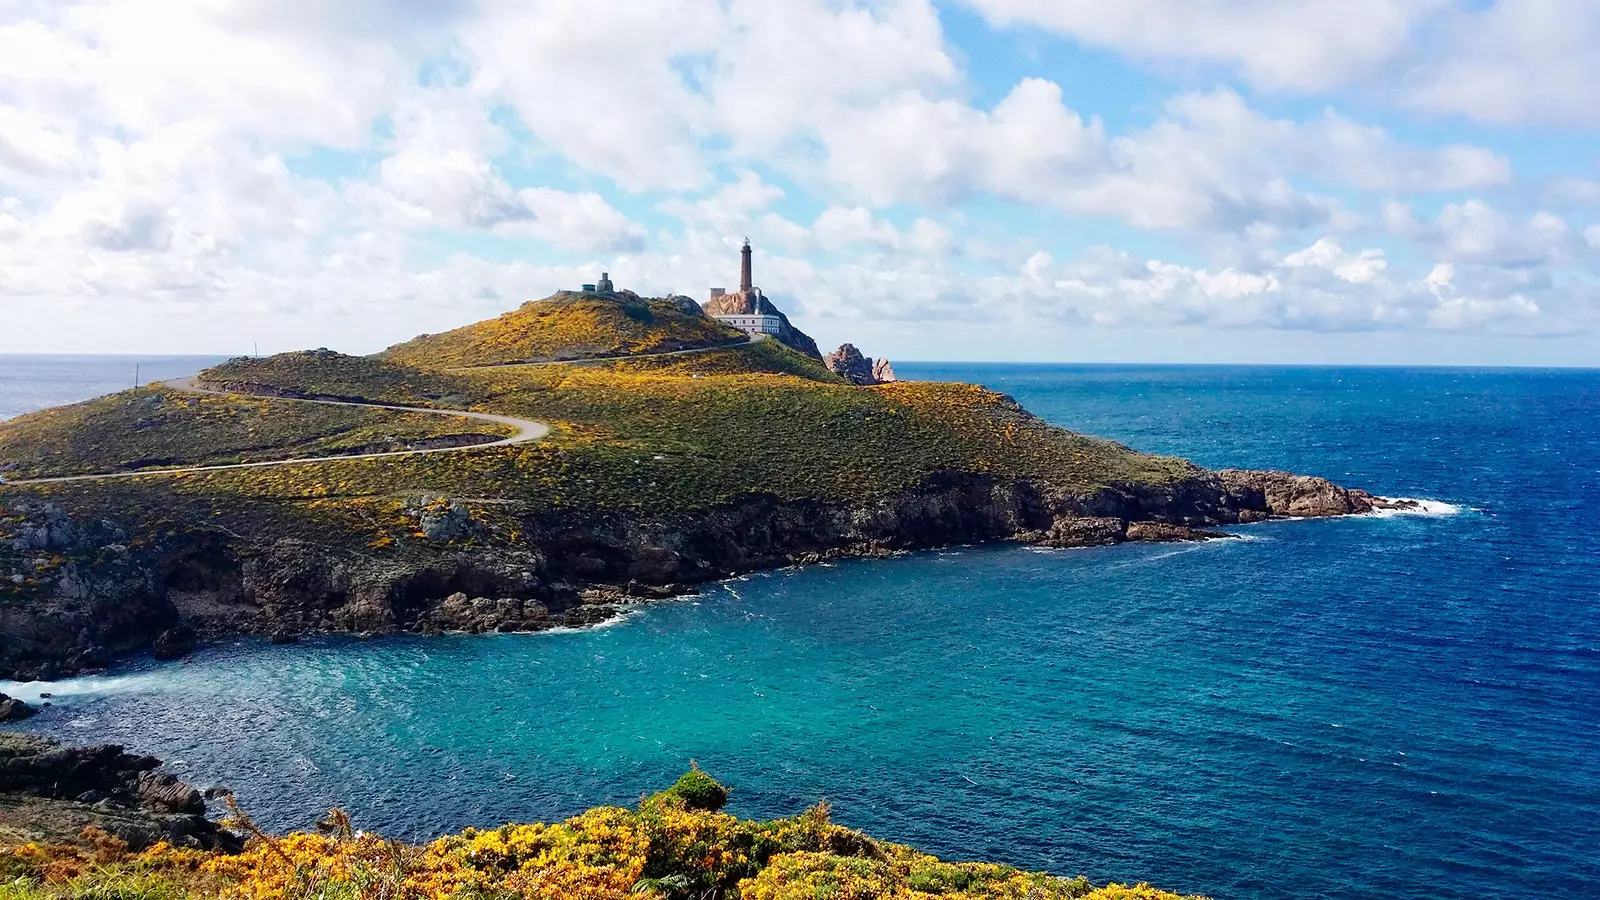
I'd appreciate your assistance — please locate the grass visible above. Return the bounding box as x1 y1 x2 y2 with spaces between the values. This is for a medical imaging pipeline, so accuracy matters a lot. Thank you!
382 292 748 368
197 352 474 407
0 771 1207 900
0 333 1196 569
0 386 515 480
0 297 1200 602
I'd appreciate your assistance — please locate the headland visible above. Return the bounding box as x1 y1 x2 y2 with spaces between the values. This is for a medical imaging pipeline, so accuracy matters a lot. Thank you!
0 246 1403 681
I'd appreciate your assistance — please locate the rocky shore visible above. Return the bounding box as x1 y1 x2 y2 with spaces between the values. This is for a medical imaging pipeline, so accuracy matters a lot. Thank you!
0 733 239 850
0 467 1396 682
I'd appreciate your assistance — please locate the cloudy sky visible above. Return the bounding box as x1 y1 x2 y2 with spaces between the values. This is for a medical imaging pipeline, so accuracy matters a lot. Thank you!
3 0 1598 364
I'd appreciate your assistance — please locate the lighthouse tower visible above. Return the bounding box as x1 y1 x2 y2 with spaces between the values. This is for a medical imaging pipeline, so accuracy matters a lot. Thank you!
707 239 781 336
739 238 754 300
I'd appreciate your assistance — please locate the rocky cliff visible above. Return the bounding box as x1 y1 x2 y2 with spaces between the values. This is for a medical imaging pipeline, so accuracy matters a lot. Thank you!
0 469 1391 681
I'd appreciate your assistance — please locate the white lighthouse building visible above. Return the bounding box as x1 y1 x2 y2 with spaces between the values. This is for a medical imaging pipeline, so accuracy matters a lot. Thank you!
707 239 782 336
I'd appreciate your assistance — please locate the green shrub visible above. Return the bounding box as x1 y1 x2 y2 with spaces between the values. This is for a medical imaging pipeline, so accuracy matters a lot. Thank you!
659 768 729 812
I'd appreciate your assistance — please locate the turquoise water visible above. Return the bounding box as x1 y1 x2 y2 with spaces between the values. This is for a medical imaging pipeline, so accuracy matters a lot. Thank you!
6 364 1599 900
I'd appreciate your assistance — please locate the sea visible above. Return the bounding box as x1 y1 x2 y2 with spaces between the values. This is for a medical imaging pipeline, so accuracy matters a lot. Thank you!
3 356 1598 900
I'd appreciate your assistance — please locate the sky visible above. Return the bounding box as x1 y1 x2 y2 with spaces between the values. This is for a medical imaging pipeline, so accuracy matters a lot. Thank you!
1 0 1598 365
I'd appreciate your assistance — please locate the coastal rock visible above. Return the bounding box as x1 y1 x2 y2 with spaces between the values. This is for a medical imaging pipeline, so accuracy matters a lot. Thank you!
7 503 82 553
1217 469 1376 518
702 292 823 360
664 295 703 316
0 733 238 851
0 465 1381 679
409 495 484 542
0 692 36 721
1124 522 1227 543
825 344 875 384
151 625 198 660
824 344 894 385
136 771 206 815
1038 516 1126 547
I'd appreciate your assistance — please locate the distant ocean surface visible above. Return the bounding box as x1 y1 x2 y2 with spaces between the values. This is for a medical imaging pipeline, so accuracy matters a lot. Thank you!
5 359 1599 900
0 355 230 421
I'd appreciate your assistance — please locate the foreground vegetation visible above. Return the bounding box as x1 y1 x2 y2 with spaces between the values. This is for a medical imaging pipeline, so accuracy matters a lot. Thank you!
0 771 1202 900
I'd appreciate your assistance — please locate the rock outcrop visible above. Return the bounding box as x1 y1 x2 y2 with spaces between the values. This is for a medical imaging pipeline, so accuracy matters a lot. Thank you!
0 733 239 850
0 692 36 721
824 344 897 385
703 292 823 360
1216 469 1378 518
0 464 1396 680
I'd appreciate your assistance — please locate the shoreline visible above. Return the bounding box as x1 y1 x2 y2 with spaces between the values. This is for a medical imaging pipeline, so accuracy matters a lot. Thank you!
0 493 1440 692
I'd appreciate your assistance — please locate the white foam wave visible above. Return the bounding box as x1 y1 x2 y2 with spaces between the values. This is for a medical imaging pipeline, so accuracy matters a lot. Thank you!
1370 497 1464 518
0 672 181 702
531 609 641 636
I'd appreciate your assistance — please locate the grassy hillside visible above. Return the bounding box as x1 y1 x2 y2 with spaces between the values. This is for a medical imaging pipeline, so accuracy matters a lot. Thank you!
37 356 1189 518
600 338 843 382
199 351 477 407
384 292 748 368
0 300 1205 615
0 329 1196 564
0 770 1204 900
0 386 514 480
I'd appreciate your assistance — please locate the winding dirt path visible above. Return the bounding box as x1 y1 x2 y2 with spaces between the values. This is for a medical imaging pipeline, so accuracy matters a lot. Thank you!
0 334 774 488
1 378 550 487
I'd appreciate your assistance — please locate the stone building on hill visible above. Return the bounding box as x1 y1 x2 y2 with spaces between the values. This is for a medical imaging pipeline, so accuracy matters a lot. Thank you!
581 272 616 293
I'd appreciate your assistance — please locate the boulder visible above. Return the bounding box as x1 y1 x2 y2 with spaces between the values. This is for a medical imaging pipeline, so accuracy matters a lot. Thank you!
136 771 206 815
825 344 882 385
0 734 239 851
1038 516 1126 547
871 358 898 383
151 625 198 660
1217 469 1377 518
0 692 37 721
1124 522 1227 542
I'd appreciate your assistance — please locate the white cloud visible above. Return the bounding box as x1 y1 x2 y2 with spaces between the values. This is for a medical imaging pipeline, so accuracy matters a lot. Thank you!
512 188 647 252
0 0 1593 357
1389 200 1586 267
0 2 419 148
661 171 786 235
961 0 1600 127
1283 238 1388 284
1010 237 1578 334
457 0 720 191
959 0 1446 92
1403 0 1600 127
710 0 958 149
0 104 77 179
818 83 1497 233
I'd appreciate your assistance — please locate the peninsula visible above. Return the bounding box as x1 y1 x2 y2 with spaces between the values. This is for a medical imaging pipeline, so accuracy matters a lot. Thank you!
0 246 1397 680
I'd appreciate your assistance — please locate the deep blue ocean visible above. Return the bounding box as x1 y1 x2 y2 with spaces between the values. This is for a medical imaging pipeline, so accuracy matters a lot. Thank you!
4 358 1598 900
